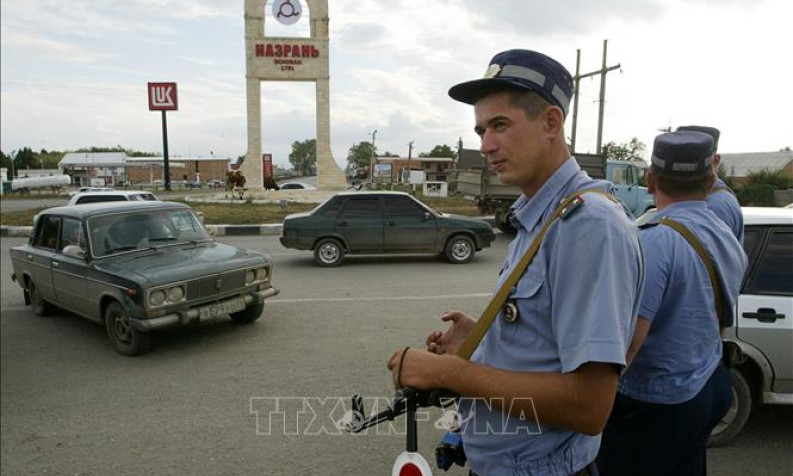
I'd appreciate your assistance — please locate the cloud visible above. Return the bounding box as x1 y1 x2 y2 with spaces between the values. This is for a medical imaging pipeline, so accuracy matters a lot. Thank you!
1 28 115 63
450 0 665 35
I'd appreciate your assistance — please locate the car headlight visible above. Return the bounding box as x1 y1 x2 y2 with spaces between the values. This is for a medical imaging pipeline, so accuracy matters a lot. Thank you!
168 286 185 302
256 267 269 281
149 290 166 307
245 269 257 285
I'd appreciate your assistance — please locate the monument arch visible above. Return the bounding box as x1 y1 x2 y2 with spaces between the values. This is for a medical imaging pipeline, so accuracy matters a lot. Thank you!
242 0 347 189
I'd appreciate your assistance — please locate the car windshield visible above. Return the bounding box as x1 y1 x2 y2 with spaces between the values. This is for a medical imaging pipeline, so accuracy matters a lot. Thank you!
88 208 210 257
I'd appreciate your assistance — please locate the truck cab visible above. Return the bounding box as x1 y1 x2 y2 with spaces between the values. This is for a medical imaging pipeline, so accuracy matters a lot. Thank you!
607 160 655 217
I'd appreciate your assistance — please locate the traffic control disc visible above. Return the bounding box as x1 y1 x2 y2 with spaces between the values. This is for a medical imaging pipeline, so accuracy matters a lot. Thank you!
392 451 433 476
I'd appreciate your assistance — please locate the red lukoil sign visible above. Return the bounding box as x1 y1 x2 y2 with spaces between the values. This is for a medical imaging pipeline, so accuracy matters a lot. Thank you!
148 82 178 111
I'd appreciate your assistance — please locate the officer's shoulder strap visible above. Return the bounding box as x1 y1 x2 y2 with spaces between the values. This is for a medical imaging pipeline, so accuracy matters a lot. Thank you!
657 217 727 325
456 188 616 360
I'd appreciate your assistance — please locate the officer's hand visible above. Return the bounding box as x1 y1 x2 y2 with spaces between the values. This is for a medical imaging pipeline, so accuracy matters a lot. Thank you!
388 348 457 390
426 310 475 356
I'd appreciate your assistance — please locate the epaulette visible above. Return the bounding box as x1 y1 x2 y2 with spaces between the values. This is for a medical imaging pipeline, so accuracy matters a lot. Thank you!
558 191 620 220
639 222 660 230
559 195 586 220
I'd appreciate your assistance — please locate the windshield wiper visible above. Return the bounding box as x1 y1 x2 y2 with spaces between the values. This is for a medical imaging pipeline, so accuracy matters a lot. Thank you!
104 245 138 254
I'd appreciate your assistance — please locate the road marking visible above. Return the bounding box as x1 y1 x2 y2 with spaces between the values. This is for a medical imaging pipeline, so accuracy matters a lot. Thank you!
269 293 491 304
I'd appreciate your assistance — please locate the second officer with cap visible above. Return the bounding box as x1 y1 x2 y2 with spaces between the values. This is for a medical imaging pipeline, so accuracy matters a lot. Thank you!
597 131 747 475
388 49 644 476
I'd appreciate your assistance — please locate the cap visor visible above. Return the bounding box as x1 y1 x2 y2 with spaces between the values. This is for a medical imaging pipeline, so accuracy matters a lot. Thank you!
448 78 524 104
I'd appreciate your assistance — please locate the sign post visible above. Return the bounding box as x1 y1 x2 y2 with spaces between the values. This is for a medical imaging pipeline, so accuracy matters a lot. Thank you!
148 82 178 191
262 153 274 181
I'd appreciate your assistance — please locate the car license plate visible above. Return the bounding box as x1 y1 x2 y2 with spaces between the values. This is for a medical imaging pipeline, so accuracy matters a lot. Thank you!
199 296 245 319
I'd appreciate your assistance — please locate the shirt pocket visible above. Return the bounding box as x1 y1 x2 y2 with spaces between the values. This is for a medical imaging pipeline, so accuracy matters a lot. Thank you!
498 272 545 346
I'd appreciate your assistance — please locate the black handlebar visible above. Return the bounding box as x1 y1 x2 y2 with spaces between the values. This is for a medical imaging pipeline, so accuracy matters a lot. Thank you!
345 387 458 434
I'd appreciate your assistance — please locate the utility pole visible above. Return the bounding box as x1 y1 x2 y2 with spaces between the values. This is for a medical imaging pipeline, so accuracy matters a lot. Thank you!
570 39 620 155
406 140 414 184
571 49 582 153
369 129 377 181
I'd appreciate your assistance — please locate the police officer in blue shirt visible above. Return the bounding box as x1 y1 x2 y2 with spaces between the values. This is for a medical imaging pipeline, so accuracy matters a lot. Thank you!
597 131 747 475
387 49 644 476
677 125 744 244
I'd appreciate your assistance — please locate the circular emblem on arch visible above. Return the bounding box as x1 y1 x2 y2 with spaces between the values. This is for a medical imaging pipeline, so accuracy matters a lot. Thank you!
272 0 303 25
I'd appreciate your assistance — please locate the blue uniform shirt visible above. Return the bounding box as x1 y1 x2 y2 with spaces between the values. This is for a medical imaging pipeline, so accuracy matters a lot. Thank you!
619 201 747 404
708 178 743 244
459 158 644 476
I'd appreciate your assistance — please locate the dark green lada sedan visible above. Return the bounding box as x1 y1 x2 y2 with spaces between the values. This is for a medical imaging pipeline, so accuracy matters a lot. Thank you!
279 191 496 266
10 201 278 356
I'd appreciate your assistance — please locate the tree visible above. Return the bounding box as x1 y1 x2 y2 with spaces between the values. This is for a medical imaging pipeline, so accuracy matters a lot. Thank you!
346 141 376 171
602 137 646 162
288 139 317 176
11 147 37 171
420 144 457 160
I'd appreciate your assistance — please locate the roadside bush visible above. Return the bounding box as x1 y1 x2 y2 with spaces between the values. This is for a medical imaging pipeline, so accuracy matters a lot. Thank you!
735 169 793 206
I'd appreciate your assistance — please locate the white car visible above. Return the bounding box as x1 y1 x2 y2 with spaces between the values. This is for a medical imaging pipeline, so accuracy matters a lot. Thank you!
68 190 159 206
67 186 114 197
710 207 793 446
279 181 317 190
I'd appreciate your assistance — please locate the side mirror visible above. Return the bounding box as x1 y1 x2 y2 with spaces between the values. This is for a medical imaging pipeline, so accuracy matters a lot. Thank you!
423 212 431 221
62 244 87 259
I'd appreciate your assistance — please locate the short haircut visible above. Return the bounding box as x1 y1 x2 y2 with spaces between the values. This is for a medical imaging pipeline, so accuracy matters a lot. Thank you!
505 88 553 120
654 171 712 196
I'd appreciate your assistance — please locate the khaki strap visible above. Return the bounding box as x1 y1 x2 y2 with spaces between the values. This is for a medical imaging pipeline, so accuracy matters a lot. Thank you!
456 189 617 360
658 218 726 323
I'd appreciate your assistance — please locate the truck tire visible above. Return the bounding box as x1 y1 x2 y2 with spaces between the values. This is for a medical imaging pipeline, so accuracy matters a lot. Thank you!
494 209 517 235
708 368 752 447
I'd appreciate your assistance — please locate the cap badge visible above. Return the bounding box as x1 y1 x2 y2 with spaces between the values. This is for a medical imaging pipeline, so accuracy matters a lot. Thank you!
483 64 501 79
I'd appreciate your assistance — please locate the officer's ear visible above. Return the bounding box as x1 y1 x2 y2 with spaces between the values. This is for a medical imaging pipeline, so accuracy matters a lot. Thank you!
646 169 657 195
542 106 564 137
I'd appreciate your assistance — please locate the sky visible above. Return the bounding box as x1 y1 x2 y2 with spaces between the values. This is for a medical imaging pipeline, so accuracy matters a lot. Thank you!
2 0 792 170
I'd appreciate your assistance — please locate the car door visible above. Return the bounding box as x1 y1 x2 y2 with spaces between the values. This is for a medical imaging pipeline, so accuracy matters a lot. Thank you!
335 196 383 252
28 215 60 304
52 218 92 318
737 225 793 393
383 195 438 251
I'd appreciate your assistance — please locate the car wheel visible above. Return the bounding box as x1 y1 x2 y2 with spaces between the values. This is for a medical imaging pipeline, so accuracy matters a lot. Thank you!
104 301 152 356
445 235 475 264
708 368 752 447
314 238 345 267
29 281 56 316
230 300 264 324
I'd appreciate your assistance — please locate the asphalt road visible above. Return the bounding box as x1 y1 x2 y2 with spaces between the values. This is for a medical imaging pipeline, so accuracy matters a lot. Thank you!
1 235 791 475
0 197 68 213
